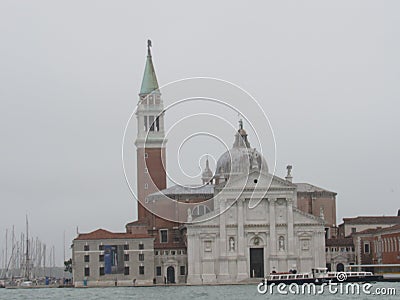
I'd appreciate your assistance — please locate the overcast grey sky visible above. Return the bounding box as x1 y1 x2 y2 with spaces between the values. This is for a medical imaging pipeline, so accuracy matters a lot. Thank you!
0 1 399 266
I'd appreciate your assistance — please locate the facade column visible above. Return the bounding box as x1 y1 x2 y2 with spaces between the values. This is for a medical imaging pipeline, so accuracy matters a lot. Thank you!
269 198 277 255
237 198 245 255
287 198 295 256
187 232 202 284
312 230 325 269
286 197 297 271
158 112 165 133
217 199 230 282
268 198 278 272
236 198 248 281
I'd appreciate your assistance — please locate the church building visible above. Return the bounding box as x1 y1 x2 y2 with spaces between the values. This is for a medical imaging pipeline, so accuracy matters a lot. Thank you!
128 41 330 284
72 41 336 286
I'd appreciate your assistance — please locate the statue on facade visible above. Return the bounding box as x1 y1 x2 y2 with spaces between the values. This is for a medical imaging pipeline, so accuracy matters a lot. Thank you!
229 237 235 251
319 206 325 220
278 236 285 250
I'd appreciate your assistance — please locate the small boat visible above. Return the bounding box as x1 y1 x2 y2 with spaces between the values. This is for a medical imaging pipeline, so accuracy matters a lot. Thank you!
20 281 33 287
262 267 384 285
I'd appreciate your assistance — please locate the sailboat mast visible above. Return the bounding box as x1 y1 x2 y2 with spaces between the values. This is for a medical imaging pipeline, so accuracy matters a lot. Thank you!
11 226 15 276
25 215 29 280
5 229 8 278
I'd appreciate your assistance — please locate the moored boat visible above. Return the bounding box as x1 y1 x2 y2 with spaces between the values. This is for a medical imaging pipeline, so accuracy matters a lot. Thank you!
262 267 384 285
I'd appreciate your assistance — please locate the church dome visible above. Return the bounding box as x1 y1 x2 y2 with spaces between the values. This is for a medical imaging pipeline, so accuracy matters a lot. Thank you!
215 120 268 180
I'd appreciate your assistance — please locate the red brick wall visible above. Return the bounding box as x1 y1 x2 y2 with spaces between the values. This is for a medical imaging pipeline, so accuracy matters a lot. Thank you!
137 147 166 222
136 147 186 248
381 232 400 264
297 192 337 238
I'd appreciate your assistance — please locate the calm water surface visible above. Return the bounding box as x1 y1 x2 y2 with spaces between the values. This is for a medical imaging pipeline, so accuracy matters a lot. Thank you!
0 282 398 300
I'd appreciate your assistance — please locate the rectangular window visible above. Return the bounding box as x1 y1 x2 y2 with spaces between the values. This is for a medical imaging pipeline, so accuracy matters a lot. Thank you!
123 244 129 250
171 250 176 255
139 266 144 275
144 116 148 131
139 253 144 261
124 266 130 276
84 245 89 251
99 244 104 251
160 229 168 243
155 250 159 255
180 266 186 276
139 243 144 250
84 267 90 277
124 254 129 261
99 267 105 276
84 255 90 262
364 242 370 254
156 266 162 276
99 254 104 262
173 230 180 243
155 116 160 131
351 227 357 233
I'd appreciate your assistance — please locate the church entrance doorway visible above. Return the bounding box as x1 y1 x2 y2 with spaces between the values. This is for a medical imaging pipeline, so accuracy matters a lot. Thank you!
336 263 344 272
249 248 264 278
167 266 175 283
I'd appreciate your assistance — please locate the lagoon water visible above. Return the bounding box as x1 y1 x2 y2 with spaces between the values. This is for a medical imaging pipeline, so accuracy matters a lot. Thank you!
0 282 398 300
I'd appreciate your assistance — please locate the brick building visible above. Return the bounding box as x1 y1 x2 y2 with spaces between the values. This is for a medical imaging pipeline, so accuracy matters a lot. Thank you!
338 216 400 238
353 224 400 272
295 183 337 239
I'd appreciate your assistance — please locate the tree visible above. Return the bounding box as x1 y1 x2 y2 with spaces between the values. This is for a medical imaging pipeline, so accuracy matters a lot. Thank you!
64 258 72 273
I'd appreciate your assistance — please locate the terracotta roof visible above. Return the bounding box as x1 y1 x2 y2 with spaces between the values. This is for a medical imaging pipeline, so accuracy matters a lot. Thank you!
295 183 336 194
354 224 400 235
74 229 151 240
147 185 214 200
343 216 400 225
353 228 381 235
326 238 354 246
125 220 148 227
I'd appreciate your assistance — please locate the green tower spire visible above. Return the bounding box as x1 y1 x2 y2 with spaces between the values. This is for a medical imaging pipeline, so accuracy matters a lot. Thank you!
140 39 159 95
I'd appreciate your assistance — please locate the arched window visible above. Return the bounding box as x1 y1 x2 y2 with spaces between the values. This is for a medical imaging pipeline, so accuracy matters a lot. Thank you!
192 204 211 217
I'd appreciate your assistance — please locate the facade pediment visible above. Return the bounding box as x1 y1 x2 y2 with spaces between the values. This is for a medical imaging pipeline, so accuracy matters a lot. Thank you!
293 208 324 225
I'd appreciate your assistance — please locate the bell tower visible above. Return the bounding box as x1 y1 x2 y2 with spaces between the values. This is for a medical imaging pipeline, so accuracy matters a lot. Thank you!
135 40 167 224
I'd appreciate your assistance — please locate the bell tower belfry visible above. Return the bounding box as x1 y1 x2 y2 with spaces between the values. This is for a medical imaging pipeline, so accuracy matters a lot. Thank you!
135 40 167 224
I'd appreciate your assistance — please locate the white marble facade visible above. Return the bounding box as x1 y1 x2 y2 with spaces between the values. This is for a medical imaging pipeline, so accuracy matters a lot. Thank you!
186 170 326 284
